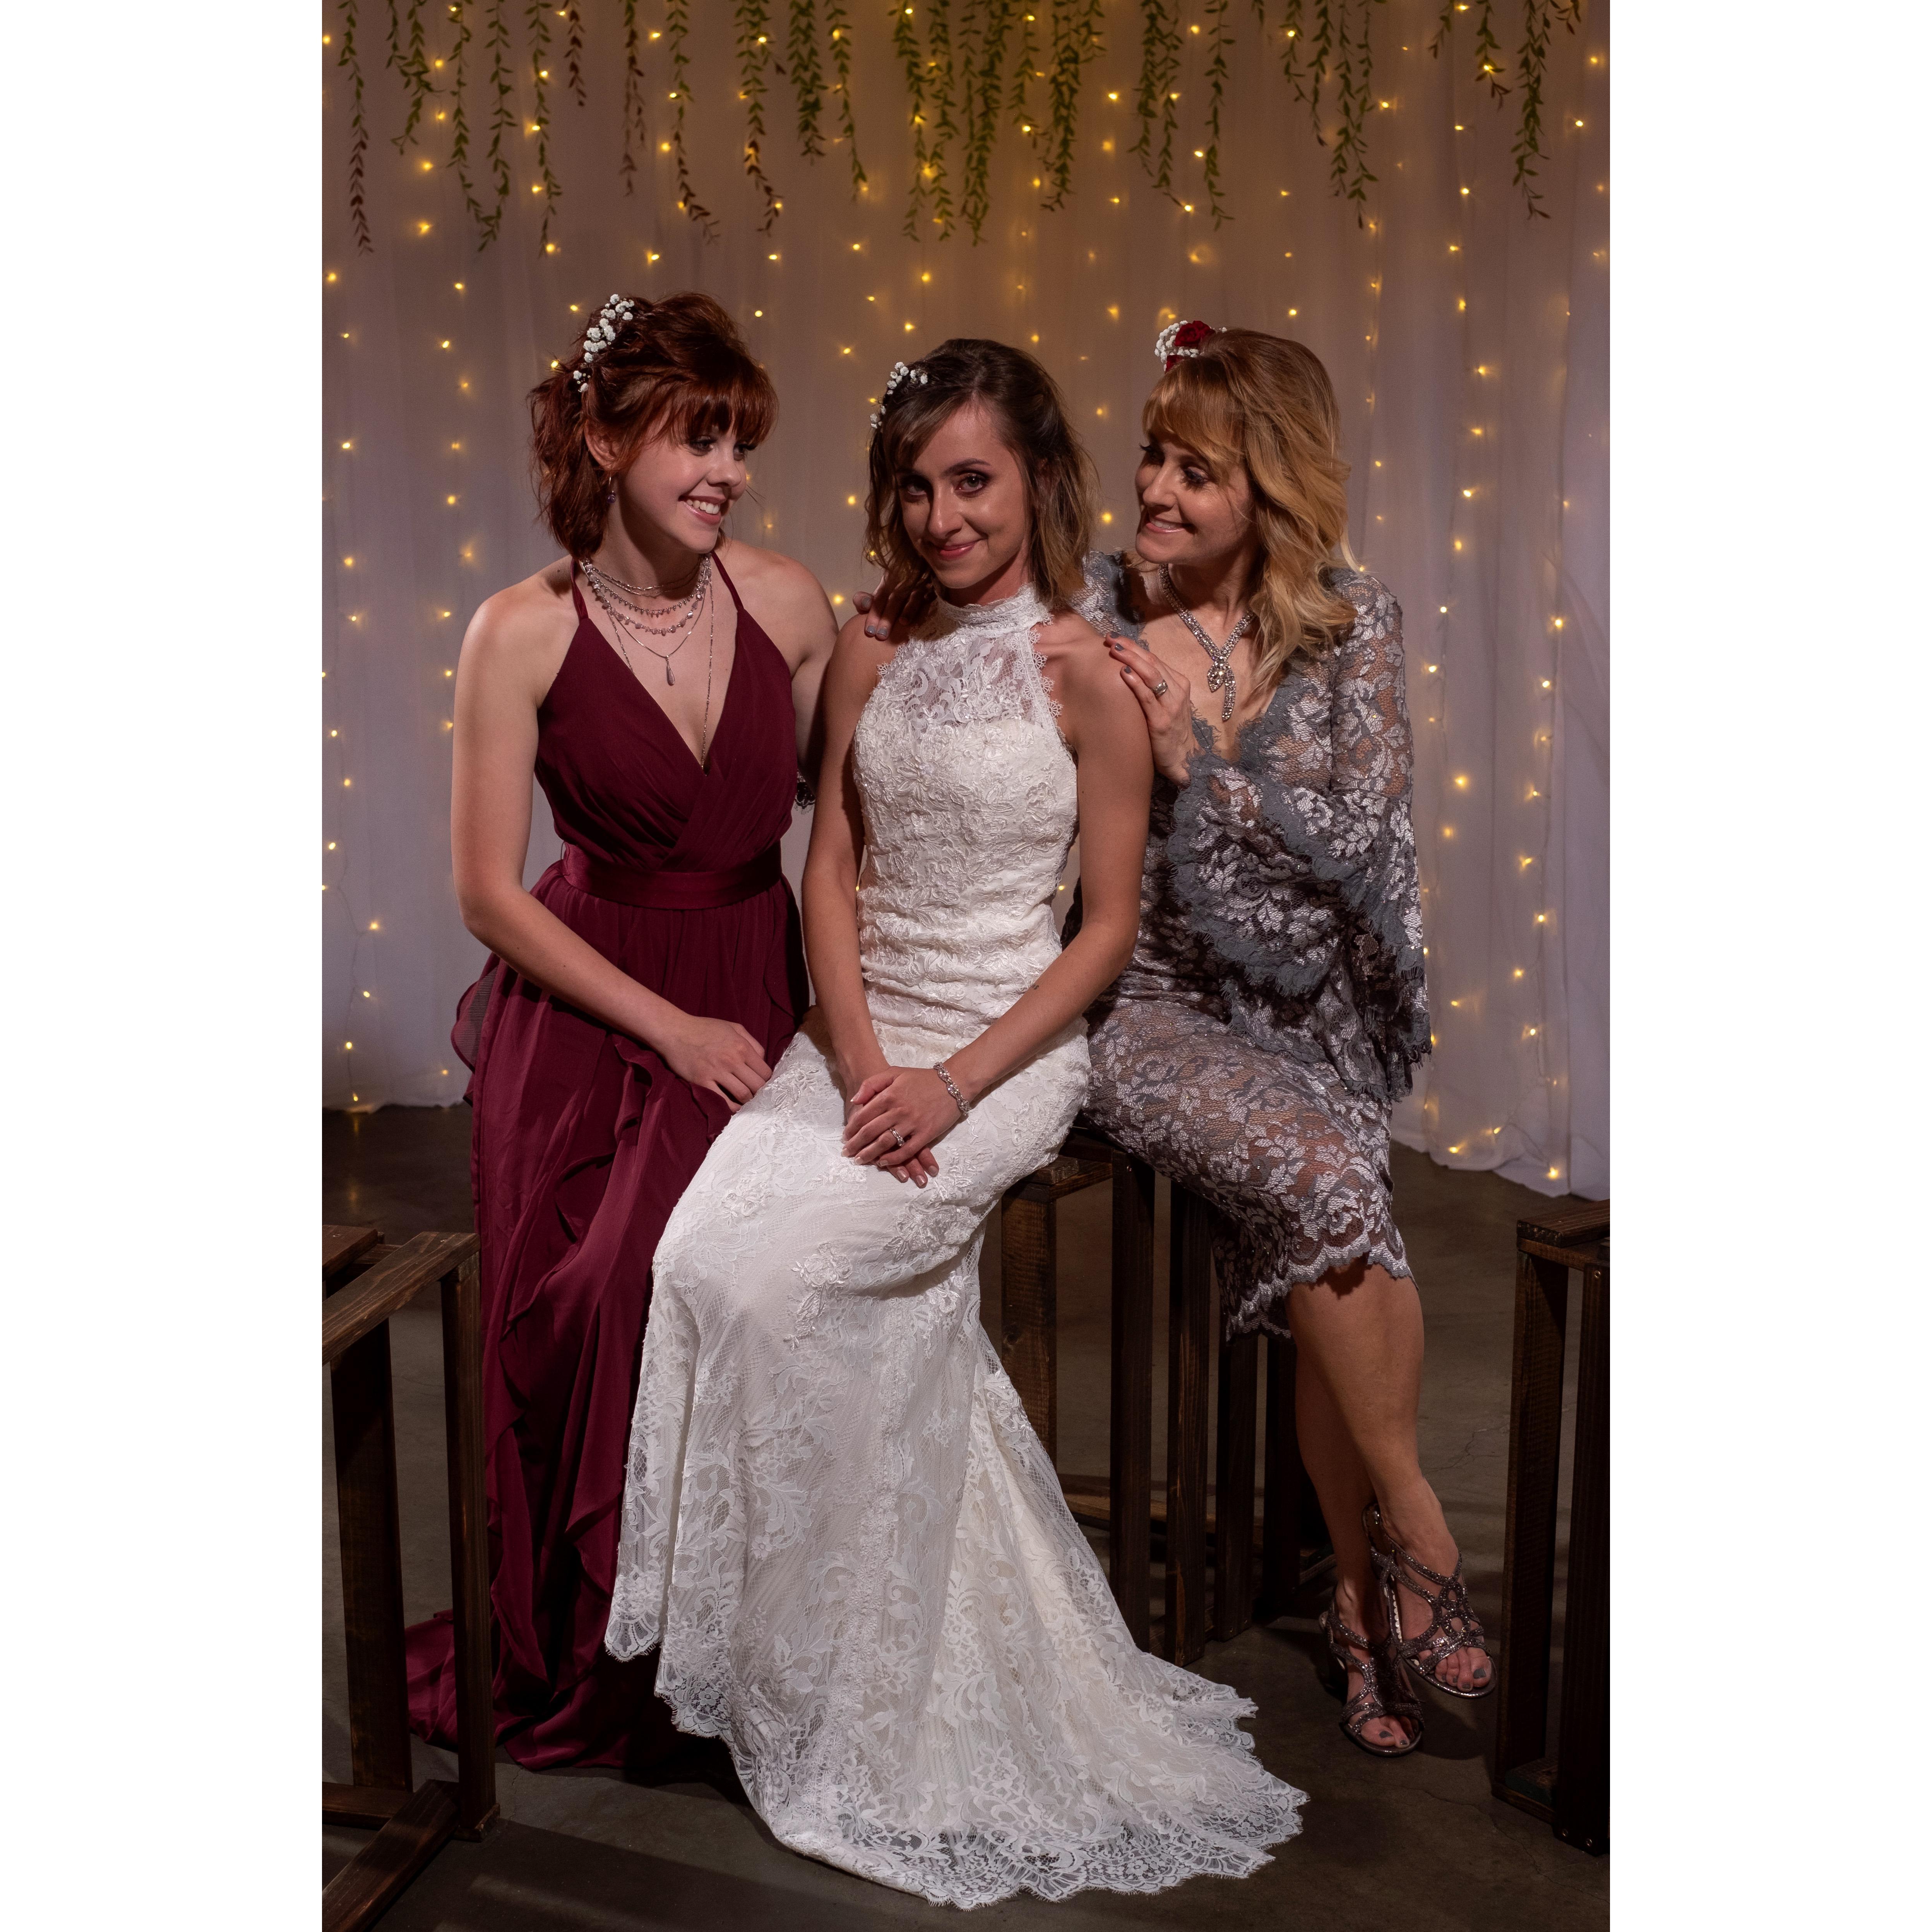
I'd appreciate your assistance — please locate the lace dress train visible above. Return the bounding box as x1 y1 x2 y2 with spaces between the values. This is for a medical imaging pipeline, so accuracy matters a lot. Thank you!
606 586 1303 1907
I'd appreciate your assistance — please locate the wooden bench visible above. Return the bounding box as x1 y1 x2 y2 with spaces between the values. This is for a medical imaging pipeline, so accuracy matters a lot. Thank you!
997 1126 1322 1666
1493 1199 1610 1857
322 1225 497 1931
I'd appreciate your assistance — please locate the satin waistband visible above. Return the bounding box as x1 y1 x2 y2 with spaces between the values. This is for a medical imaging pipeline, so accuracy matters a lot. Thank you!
560 842 783 911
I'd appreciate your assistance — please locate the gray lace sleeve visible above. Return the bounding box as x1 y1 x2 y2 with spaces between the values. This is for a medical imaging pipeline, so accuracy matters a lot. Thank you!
1075 550 1143 640
1166 574 1430 1103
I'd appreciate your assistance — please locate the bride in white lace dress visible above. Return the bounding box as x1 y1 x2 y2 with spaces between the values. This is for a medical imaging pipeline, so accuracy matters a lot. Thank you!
606 340 1304 1907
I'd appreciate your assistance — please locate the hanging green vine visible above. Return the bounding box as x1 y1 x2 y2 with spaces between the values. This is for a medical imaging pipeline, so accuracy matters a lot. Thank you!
1041 0 1104 212
1330 0 1383 211
666 0 718 237
1199 0 1233 223
893 1 931 240
1132 0 1182 207
336 0 372 253
962 0 1018 241
389 0 435 154
480 0 515 246
333 2 1591 253
734 1 783 233
565 3 587 106
446 2 490 233
617 0 647 192
786 0 827 160
526 2 562 246
824 2 867 193
1007 2 1038 141
925 0 959 239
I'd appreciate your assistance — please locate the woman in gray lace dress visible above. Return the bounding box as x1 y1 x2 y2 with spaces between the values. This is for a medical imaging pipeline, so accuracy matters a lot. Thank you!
1074 324 1490 1756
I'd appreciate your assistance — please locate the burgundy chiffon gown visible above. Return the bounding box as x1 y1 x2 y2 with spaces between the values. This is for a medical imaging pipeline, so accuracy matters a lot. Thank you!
406 555 810 1769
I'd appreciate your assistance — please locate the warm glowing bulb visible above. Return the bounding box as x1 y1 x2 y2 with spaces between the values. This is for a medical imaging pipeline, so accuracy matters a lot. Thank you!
1101 511 1113 524
341 440 352 450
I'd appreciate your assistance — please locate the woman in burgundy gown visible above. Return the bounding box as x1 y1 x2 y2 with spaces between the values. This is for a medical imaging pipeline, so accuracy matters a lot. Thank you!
406 291 836 1769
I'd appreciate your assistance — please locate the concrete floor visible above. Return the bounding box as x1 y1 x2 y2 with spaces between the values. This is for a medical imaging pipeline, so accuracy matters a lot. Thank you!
324 1107 1606 1929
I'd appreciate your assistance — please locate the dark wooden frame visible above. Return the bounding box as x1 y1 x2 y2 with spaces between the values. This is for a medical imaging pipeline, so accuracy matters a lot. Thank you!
322 1226 499 1931
1493 1201 1610 1857
999 1126 1317 1665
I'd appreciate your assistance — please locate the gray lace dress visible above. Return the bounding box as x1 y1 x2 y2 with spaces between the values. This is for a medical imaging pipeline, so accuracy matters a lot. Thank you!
1069 554 1430 1340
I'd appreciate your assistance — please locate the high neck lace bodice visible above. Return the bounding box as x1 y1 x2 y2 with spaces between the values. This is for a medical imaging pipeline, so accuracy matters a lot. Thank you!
850 579 1074 1048
919 583 1050 636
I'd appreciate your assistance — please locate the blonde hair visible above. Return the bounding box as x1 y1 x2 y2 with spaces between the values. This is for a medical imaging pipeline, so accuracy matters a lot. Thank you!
866 337 1097 611
1139 329 1360 695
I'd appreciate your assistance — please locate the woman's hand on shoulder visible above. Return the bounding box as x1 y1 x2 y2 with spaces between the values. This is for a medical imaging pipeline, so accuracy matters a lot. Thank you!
1106 632 1197 786
1036 613 1153 776
854 575 932 642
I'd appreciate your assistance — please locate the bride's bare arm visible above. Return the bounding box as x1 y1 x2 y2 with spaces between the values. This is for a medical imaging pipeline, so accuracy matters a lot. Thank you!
843 614 1152 1172
802 620 895 1080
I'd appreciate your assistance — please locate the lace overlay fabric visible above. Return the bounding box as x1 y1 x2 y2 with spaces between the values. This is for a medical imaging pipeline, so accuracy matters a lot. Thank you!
608 587 1304 1905
1076 557 1428 1335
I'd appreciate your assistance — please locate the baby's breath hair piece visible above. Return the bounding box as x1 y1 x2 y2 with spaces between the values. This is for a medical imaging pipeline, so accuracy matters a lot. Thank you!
868 358 928 431
575 293 638 391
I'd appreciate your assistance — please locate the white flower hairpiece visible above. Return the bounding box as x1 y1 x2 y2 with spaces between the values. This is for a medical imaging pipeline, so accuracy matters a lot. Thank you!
868 359 929 431
574 292 638 391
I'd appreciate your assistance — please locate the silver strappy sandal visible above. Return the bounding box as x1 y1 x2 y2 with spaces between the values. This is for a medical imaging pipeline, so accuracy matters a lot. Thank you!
1318 1605 1423 1757
1363 1501 1495 1700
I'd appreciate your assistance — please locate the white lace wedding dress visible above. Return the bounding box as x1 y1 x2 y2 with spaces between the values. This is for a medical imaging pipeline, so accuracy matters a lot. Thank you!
605 584 1304 1907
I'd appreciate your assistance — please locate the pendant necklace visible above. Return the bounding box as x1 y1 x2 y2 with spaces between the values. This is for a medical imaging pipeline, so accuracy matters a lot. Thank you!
1158 565 1254 724
582 555 710 685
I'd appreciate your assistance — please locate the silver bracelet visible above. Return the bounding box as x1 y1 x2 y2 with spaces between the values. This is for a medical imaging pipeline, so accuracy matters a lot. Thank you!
933 1061 971 1119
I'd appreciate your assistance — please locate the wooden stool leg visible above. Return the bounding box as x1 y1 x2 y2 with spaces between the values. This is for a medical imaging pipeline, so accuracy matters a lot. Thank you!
1554 1263 1610 1854
331 1324 412 1794
1259 1334 1308 1619
1108 1152 1155 1649
1165 1187 1213 1665
1493 1249 1571 1796
1213 1327 1258 1641
440 1256 498 1838
999 1192 1058 1460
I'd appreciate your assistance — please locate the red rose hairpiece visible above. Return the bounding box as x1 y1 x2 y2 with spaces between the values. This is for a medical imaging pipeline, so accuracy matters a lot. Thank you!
1154 319 1219 369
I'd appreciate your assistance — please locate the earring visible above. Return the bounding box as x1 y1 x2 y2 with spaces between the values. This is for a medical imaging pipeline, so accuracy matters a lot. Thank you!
605 474 618 505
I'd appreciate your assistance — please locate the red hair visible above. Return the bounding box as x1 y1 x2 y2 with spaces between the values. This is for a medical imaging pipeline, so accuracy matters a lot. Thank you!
528 290 777 557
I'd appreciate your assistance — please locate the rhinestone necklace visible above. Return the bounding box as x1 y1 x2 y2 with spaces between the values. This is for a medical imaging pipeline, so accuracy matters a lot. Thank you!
1158 565 1254 723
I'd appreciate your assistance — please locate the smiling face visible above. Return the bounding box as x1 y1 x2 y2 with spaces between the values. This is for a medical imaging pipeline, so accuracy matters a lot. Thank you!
607 414 755 558
894 399 1032 604
1133 433 1256 573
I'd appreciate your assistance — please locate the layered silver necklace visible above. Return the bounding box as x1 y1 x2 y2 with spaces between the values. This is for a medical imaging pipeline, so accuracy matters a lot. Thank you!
1158 565 1254 723
581 553 711 686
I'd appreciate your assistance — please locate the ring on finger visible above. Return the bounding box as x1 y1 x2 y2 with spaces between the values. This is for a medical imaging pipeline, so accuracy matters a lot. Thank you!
1151 678 1169 697
891 1129 906 1148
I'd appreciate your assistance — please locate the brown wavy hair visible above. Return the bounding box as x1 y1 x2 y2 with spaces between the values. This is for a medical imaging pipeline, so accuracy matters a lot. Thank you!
528 290 778 557
865 338 1096 610
1139 329 1360 693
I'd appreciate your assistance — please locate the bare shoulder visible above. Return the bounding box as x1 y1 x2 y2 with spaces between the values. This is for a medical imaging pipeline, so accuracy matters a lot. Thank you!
459 559 577 702
718 537 837 668
1035 608 1147 747
829 611 896 687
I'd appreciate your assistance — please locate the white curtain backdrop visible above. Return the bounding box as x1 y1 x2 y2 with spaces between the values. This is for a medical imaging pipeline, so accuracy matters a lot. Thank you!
322 0 1608 1198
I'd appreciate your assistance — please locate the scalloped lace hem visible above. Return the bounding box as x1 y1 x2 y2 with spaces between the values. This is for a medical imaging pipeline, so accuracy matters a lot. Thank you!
1225 1226 1413 1340
656 1685 1305 1909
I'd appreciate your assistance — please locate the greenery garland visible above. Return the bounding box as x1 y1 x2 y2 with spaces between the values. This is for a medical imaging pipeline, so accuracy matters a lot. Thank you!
329 0 1590 253
525 1 563 248
733 0 782 234
665 0 718 238
336 0 372 254
824 2 867 195
618 0 649 192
